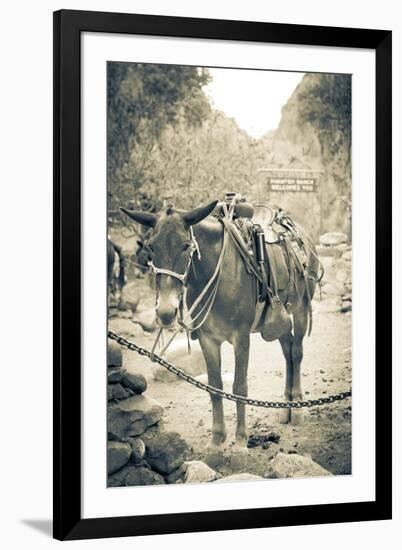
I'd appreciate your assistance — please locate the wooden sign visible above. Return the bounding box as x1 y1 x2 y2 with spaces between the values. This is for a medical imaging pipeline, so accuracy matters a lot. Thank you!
267 176 317 193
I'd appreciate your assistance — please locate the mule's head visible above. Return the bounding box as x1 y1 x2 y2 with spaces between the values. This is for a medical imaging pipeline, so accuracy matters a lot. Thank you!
121 201 218 327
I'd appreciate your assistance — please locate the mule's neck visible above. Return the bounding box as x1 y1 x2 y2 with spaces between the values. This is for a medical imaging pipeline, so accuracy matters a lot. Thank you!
187 218 224 288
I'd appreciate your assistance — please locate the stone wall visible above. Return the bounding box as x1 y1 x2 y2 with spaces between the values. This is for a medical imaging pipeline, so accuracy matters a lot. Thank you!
314 232 352 315
107 340 190 486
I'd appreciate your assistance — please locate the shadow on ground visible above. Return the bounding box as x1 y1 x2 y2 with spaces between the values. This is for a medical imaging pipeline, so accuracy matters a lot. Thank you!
21 519 52 537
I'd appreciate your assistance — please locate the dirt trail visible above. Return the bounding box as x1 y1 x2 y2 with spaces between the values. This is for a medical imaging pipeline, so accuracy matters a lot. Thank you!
128 311 351 478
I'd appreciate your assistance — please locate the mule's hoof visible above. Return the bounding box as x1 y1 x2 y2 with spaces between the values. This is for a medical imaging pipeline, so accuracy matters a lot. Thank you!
205 445 226 468
290 408 304 425
279 408 291 424
230 446 249 470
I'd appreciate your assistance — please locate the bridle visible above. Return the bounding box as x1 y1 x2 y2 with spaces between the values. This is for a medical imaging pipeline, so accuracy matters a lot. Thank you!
148 226 201 284
148 225 202 332
148 202 234 360
148 222 228 360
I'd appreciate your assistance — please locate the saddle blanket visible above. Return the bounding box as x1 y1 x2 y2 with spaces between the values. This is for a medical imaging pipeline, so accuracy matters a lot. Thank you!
265 242 291 291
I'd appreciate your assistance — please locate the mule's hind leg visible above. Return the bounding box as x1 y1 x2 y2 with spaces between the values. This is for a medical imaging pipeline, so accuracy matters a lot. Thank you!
289 305 308 425
230 332 250 469
279 304 308 425
278 332 294 424
198 332 226 467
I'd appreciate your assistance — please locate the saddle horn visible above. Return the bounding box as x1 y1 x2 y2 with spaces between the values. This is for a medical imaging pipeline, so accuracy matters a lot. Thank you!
120 207 157 228
182 200 218 227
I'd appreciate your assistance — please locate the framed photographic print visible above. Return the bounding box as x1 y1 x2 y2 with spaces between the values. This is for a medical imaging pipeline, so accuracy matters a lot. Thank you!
53 9 392 541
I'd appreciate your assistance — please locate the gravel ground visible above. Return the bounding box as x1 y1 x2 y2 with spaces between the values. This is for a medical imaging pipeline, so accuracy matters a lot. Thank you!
125 307 352 478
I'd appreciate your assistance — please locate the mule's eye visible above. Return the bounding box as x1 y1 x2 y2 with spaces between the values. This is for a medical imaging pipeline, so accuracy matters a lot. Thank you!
182 242 191 252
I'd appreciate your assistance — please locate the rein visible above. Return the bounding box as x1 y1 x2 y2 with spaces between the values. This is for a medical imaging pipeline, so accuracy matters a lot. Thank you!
151 228 229 359
149 199 267 359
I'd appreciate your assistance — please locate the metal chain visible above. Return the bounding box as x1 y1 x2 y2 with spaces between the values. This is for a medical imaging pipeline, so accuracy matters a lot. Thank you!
108 330 352 409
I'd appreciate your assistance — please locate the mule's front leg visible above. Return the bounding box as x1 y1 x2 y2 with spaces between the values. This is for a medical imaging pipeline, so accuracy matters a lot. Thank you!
198 333 226 466
231 334 250 468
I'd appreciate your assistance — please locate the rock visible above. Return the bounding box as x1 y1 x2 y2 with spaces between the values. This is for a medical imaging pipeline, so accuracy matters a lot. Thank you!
166 466 186 484
215 473 265 483
144 430 190 474
118 309 133 319
107 341 123 368
319 232 348 246
108 306 119 319
109 318 144 338
109 295 118 308
140 424 160 443
316 245 341 258
107 441 132 474
108 383 130 401
195 371 234 391
342 250 352 261
121 371 147 394
183 461 219 483
321 281 345 297
344 283 352 294
108 465 165 486
125 362 156 385
120 283 141 313
247 432 281 448
122 342 158 384
125 466 165 486
129 438 146 460
154 341 206 383
336 268 351 284
107 476 124 487
153 365 178 383
270 452 332 478
108 367 126 384
133 308 157 332
108 395 164 439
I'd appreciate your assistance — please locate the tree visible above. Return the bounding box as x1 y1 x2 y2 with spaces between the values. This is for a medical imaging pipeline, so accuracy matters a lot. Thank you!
107 62 211 207
297 74 351 156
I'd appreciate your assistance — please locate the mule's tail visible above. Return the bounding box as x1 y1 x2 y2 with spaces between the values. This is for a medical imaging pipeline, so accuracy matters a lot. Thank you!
302 235 322 337
305 284 314 337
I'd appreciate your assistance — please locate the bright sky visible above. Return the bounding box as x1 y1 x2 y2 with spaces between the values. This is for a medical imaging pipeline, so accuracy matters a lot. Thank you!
204 68 304 139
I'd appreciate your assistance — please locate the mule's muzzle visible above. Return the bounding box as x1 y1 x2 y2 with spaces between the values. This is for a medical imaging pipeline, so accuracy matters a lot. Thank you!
156 306 178 328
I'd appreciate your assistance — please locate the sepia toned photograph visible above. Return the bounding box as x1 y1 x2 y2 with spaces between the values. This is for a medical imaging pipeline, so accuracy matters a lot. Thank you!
106 62 352 488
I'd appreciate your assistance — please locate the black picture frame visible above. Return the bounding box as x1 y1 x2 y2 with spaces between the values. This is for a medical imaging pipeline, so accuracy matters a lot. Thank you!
53 9 392 541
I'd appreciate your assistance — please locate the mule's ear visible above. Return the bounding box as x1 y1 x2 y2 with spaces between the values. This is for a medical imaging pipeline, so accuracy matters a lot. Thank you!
182 200 219 226
120 208 157 228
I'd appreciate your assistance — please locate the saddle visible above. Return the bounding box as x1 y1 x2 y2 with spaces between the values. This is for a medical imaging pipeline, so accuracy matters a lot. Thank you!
218 199 307 342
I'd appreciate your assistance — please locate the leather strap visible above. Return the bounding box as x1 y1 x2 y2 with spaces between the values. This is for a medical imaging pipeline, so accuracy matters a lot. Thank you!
157 228 229 356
